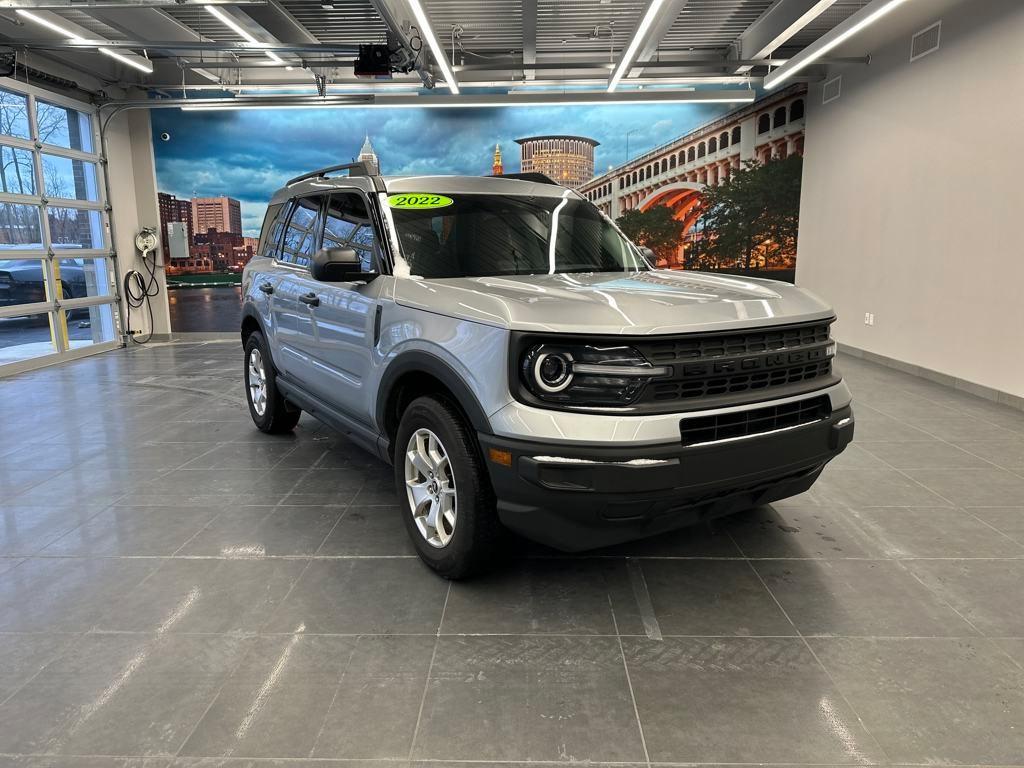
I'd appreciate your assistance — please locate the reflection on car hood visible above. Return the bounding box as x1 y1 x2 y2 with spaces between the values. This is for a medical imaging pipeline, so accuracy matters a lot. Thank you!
392 270 834 335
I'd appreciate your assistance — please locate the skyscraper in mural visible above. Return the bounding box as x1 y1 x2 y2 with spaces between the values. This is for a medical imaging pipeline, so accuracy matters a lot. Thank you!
357 134 380 174
516 135 598 189
491 143 503 176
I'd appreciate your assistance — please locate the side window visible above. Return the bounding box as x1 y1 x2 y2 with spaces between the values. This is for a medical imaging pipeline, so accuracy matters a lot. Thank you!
279 196 320 267
323 192 378 273
257 203 285 259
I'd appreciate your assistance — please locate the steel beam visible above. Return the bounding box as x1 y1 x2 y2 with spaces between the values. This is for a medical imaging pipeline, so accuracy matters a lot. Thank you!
5 37 359 54
0 0 265 6
733 0 839 72
522 0 536 81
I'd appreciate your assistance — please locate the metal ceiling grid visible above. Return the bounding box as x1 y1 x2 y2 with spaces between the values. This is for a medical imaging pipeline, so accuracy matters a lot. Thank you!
279 0 388 44
57 8 128 41
161 6 249 42
661 0 776 53
535 0 647 56
782 0 871 49
424 0 523 54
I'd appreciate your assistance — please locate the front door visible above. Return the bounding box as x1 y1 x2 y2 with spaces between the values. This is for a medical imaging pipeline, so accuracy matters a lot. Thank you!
291 191 384 421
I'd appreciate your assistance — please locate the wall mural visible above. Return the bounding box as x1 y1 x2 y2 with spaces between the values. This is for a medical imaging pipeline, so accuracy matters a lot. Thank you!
151 84 806 332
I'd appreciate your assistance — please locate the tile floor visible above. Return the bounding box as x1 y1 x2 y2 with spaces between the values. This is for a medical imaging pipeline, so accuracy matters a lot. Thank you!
1 338 1023 767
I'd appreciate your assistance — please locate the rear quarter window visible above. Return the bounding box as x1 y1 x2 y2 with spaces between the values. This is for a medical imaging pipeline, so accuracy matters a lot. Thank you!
257 203 286 259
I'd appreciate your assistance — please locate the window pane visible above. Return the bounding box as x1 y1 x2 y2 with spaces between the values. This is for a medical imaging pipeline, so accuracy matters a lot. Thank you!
280 198 319 267
0 258 48 307
0 88 30 140
0 204 44 250
0 146 36 195
0 311 56 364
42 154 99 201
56 257 112 299
48 207 104 250
65 304 115 349
36 101 94 153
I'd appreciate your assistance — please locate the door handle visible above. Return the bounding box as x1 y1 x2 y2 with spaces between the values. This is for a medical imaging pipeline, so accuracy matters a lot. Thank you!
258 282 274 295
299 292 320 307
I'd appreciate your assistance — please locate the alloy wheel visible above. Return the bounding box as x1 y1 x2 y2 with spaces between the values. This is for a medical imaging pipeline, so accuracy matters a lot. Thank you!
404 427 457 548
248 347 268 416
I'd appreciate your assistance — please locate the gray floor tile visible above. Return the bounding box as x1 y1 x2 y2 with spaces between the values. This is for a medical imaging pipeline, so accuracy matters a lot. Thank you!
808 468 952 507
441 559 638 636
622 636 885 763
11 467 166 507
96 558 308 634
847 506 1024 558
348 472 399 506
955 438 1024 470
138 469 312 500
0 506 105 556
316 506 415 556
638 559 794 636
0 558 158 632
41 506 220 557
588 519 742 557
179 442 297 470
0 633 77 702
904 467 1024 507
262 559 448 635
77 441 218 471
413 635 645 762
811 637 1024 764
310 635 435 759
905 558 1024 636
754 559 977 637
913 417 1022 442
178 506 346 558
860 440 993 469
178 634 358 759
968 506 1024 544
725 503 886 559
0 632 251 757
824 442 889 470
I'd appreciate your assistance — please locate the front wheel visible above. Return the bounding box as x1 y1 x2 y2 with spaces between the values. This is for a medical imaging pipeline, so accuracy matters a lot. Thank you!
244 331 300 434
394 395 503 579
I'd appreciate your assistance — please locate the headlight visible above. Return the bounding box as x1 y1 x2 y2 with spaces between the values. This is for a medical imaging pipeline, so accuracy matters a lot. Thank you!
521 342 670 407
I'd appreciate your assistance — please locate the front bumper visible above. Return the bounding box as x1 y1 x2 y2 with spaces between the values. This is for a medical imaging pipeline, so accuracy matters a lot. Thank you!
479 405 853 551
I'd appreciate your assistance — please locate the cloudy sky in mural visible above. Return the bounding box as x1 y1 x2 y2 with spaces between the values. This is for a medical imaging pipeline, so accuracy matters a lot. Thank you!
152 101 733 236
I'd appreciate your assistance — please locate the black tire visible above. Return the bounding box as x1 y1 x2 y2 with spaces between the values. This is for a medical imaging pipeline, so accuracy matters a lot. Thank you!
394 395 503 579
244 331 301 434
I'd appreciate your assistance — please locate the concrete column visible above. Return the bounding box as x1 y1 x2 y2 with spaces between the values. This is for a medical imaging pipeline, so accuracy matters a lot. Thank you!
104 108 172 338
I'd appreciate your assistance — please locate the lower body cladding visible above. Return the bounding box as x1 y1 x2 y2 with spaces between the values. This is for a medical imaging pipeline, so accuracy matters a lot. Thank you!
478 404 854 551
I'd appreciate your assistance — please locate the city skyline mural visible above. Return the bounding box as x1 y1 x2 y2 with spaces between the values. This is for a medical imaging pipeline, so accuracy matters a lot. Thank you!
151 86 807 331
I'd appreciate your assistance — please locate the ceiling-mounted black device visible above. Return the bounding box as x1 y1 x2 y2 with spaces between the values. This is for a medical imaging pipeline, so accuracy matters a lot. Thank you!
353 44 392 78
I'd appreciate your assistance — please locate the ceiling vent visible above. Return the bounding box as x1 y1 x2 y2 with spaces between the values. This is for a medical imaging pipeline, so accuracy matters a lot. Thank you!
822 75 842 105
910 21 941 62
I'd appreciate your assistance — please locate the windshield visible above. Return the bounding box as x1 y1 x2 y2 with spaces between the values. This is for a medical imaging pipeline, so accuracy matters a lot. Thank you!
387 193 648 279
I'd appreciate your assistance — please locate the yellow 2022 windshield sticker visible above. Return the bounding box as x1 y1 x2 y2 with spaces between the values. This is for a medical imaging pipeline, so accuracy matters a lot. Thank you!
387 193 454 210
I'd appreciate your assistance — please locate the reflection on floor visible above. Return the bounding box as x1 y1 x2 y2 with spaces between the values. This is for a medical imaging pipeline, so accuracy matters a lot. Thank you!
1 337 1023 766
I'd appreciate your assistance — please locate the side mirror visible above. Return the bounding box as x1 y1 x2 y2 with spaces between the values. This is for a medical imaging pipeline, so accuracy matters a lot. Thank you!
310 247 376 283
638 246 656 263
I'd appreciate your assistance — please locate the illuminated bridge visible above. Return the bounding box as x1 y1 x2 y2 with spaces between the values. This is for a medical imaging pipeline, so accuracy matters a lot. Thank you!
579 84 807 231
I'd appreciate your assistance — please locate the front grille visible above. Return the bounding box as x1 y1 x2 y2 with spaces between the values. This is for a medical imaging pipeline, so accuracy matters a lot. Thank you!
679 395 832 447
632 319 837 411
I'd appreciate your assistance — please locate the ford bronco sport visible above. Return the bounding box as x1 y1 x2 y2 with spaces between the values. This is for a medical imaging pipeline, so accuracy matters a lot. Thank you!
241 163 854 578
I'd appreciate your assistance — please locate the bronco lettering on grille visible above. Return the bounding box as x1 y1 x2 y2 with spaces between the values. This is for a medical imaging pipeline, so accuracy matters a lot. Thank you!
681 346 827 377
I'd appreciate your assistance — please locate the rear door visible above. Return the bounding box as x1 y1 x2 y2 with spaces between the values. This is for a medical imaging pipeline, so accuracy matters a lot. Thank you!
290 190 384 419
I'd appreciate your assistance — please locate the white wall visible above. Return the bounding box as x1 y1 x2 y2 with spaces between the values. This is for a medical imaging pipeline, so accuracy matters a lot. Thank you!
796 0 1024 398
104 108 172 338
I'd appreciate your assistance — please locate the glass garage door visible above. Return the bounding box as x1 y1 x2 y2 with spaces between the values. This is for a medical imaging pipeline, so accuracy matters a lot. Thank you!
0 81 119 374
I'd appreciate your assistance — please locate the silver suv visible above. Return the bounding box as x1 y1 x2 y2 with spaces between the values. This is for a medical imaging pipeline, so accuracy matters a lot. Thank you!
241 164 854 578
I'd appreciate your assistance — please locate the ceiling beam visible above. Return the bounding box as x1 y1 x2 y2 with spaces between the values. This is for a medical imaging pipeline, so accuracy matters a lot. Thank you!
5 37 357 54
10 9 153 74
522 0 536 81
630 0 688 78
240 0 319 45
732 0 839 72
0 0 266 6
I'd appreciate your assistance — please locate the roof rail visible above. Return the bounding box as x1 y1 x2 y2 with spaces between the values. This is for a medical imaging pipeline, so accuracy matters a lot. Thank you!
487 172 559 185
286 161 371 187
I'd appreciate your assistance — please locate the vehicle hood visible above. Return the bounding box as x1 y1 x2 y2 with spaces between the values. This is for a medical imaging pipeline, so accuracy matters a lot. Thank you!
391 270 834 335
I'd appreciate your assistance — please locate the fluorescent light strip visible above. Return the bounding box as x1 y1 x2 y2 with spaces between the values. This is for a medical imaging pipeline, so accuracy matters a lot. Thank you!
179 90 756 111
764 0 912 88
407 0 459 95
204 5 283 68
16 9 153 74
608 0 667 92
